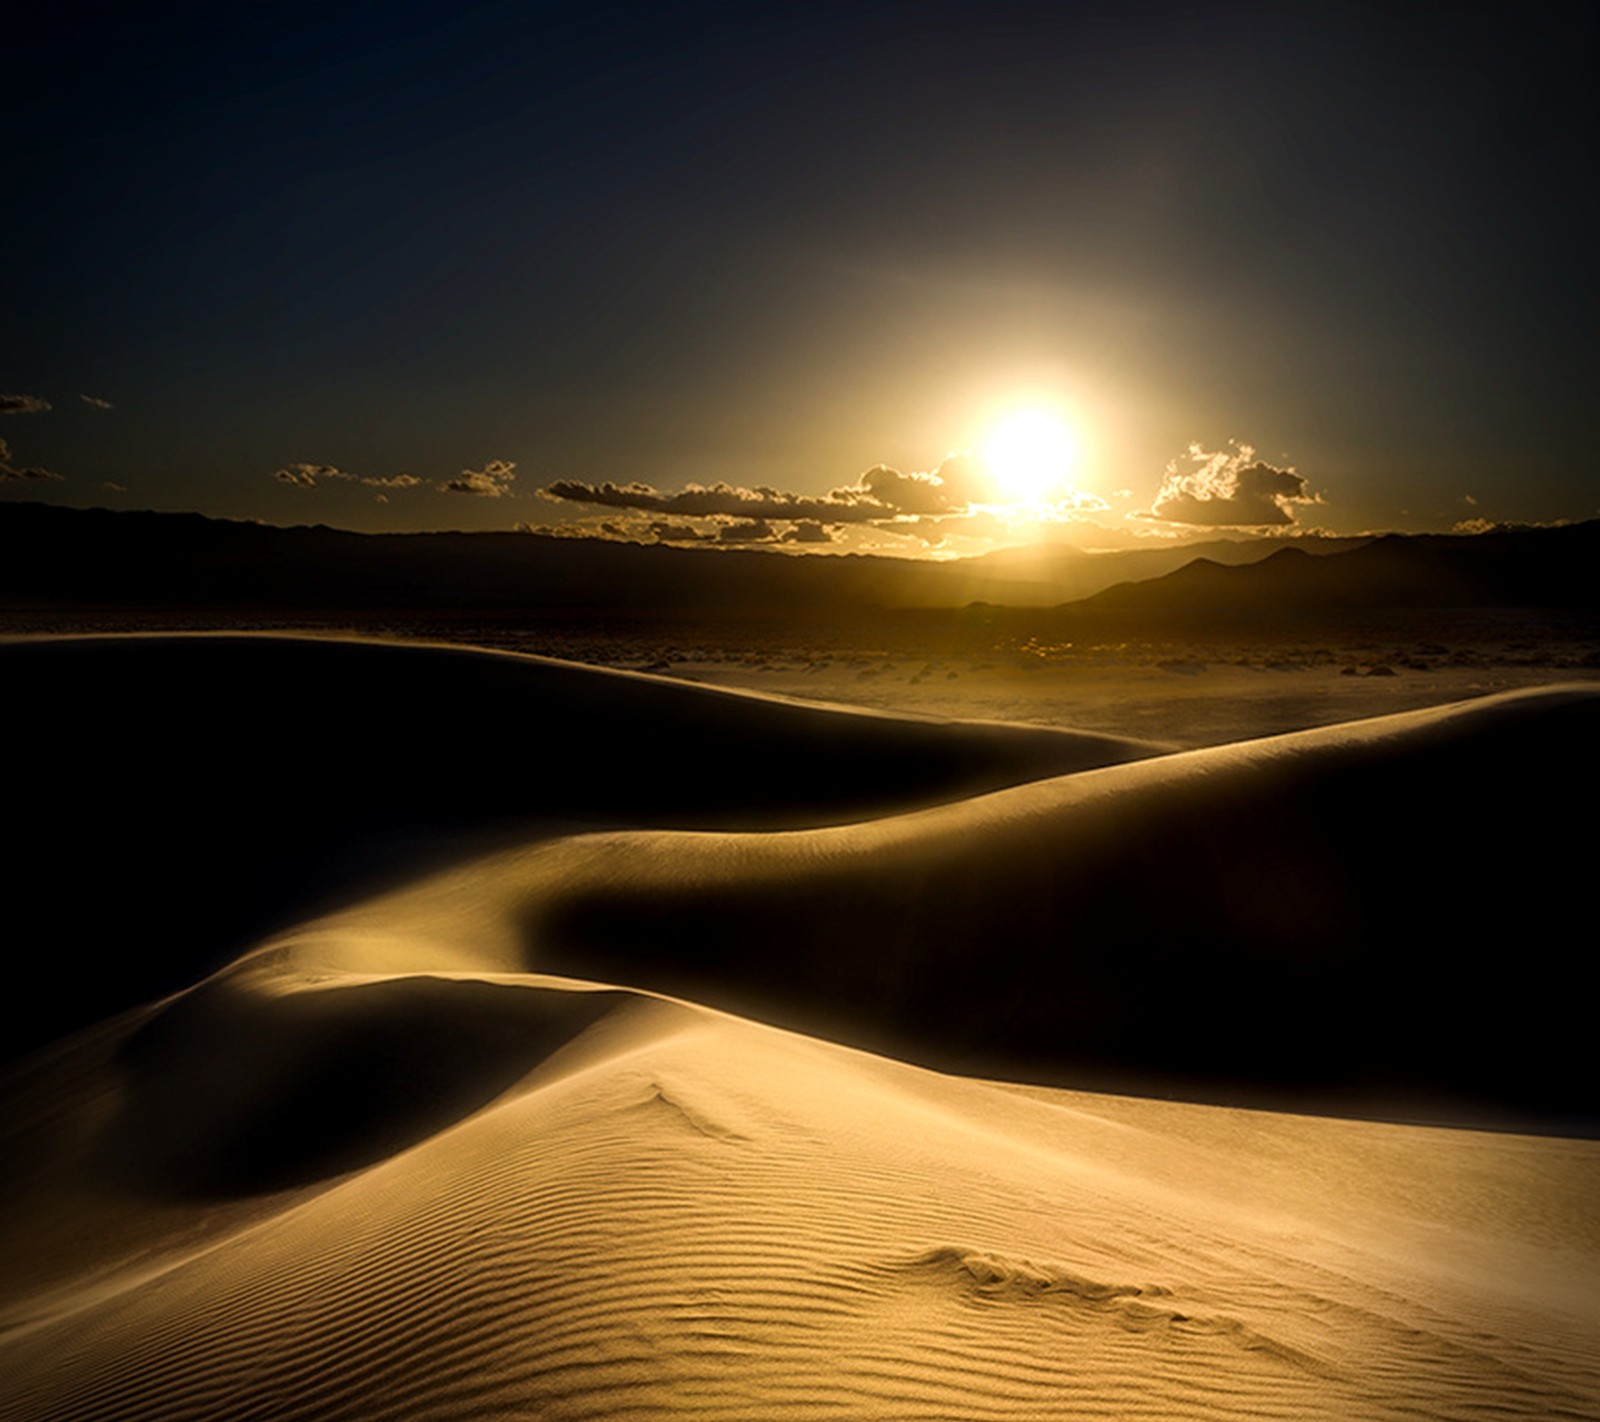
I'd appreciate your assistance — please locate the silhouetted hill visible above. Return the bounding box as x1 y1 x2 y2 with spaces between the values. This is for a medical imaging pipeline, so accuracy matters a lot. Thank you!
952 533 1370 604
1 502 1589 627
0 503 880 613
0 501 1340 617
1071 523 1600 621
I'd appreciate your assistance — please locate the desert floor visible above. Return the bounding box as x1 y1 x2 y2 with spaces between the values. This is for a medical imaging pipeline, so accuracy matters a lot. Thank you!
7 603 1594 744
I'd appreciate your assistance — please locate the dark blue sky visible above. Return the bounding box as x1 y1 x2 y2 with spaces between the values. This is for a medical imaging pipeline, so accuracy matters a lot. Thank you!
5 2 1595 549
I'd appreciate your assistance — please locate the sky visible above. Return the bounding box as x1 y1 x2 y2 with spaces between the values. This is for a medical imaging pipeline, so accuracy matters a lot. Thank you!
4 1 1595 556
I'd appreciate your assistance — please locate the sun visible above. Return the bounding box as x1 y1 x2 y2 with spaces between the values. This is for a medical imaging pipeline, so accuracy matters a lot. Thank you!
980 408 1081 504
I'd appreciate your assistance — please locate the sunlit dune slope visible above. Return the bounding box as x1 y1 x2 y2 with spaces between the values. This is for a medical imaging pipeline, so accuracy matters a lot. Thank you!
3 964 1597 1421
297 681 1599 1124
0 633 1162 1066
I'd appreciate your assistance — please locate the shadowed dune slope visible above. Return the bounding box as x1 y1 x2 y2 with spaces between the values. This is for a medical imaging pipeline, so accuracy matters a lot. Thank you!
0 633 1161 1065
297 683 1599 1125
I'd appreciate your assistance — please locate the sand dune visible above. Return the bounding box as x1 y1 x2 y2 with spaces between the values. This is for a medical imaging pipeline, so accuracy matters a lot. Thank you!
3 976 1596 1420
297 677 1600 1123
1 635 1596 1420
0 633 1161 1065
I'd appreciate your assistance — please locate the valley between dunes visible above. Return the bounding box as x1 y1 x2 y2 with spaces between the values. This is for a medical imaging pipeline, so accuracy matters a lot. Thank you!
2 634 1596 1421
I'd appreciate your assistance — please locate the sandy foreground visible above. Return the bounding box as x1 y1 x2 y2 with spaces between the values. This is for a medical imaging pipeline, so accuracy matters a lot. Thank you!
1 634 1596 1421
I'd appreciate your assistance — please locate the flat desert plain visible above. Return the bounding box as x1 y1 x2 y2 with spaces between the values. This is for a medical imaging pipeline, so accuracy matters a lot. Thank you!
1 633 1596 1421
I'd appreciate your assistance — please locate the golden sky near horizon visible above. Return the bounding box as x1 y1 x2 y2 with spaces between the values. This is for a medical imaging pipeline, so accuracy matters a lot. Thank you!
5 6 1594 554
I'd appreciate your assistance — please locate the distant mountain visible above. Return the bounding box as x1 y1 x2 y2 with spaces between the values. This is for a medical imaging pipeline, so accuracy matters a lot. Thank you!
1073 523 1600 619
3 501 1586 626
945 534 1370 605
0 502 912 615
0 502 1339 617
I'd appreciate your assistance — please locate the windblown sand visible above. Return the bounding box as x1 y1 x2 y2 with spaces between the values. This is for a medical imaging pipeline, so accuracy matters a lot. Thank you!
1 635 1595 1421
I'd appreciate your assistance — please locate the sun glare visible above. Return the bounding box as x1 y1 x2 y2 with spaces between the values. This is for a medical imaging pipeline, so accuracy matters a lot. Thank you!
981 408 1081 504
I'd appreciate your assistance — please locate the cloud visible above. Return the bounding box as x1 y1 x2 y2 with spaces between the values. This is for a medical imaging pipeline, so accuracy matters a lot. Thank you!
79 393 114 410
534 452 1120 554
0 394 51 415
512 509 837 548
1451 516 1574 535
540 477 861 522
856 462 959 515
0 459 63 482
907 453 993 507
512 520 604 538
782 520 834 544
646 519 716 543
717 518 776 543
539 453 1013 530
1142 443 1320 527
439 459 516 497
274 462 426 491
0 429 64 481
102 481 127 492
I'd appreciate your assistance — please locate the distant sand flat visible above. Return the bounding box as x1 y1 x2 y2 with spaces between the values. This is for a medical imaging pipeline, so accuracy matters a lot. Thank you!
1 635 1596 1421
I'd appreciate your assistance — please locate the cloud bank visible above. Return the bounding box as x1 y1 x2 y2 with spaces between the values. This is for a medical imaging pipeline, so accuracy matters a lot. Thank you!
273 462 427 492
540 454 990 528
538 454 1107 547
1143 443 1319 527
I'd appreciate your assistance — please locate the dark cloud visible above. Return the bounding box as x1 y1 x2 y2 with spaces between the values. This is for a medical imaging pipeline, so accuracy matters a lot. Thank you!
1143 443 1320 527
515 511 834 547
782 520 833 544
540 477 862 523
537 453 1115 551
540 454 998 529
645 519 715 543
0 394 51 415
854 464 951 516
440 459 516 497
79 393 114 410
717 518 775 542
852 454 999 514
